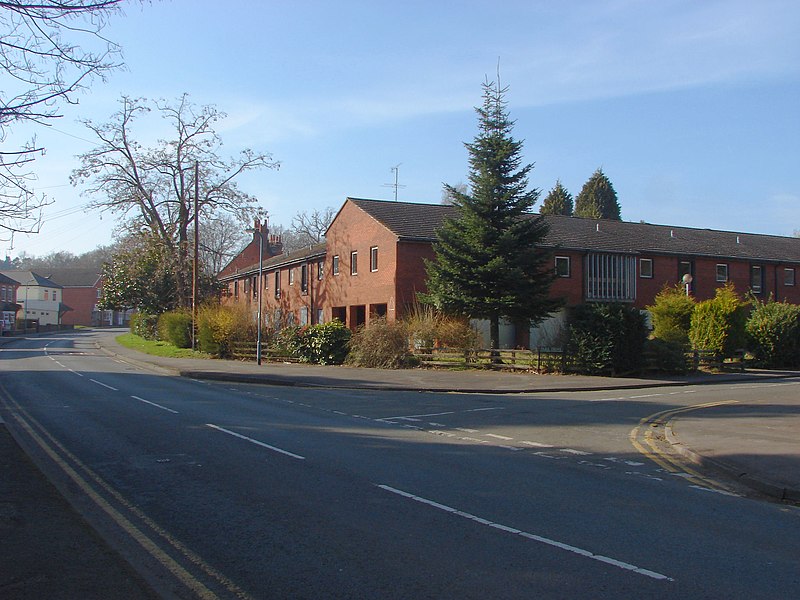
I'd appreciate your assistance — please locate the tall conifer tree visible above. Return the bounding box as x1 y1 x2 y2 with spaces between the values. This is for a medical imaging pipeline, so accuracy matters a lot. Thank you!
423 80 560 349
540 180 574 216
574 168 621 220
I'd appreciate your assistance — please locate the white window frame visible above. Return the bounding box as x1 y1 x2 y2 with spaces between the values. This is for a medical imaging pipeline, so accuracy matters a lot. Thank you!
716 264 729 283
370 246 378 272
585 253 636 303
332 255 340 276
555 256 570 278
750 265 763 294
639 258 653 279
351 251 358 275
785 268 795 286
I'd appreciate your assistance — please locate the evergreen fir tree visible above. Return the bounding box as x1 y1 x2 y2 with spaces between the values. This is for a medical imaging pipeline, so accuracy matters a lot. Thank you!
574 168 621 220
422 79 561 350
540 180 573 216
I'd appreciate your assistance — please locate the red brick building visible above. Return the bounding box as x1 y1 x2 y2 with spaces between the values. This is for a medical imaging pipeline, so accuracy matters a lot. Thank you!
46 269 132 327
219 198 800 346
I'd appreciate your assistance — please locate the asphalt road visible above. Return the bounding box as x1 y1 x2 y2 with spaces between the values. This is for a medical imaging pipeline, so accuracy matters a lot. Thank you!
1 332 799 599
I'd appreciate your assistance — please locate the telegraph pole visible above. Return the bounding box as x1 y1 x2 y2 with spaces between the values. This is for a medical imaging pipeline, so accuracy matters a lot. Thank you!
192 161 199 350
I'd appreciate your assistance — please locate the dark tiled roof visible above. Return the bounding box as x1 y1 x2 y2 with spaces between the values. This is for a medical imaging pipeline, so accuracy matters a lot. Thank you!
350 198 800 263
349 198 457 241
42 268 102 287
218 243 326 280
0 270 63 288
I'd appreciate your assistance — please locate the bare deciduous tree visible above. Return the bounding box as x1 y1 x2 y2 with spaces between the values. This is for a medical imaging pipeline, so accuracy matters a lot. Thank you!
289 207 335 248
71 94 279 307
0 1 124 236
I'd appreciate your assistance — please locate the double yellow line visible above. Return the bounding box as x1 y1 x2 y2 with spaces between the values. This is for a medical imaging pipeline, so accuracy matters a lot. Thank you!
0 382 253 600
629 400 739 494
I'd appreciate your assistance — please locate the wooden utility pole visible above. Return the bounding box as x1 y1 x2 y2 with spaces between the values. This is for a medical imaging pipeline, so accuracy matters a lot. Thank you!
192 161 199 350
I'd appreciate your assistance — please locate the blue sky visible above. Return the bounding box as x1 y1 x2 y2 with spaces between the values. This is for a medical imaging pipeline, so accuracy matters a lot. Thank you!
7 0 800 258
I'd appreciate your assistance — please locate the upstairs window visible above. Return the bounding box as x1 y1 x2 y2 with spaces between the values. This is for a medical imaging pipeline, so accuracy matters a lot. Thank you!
639 258 653 279
274 271 281 297
301 264 308 293
370 246 378 272
750 265 763 294
332 255 340 276
351 251 358 275
318 260 324 280
288 268 294 285
785 268 795 286
555 256 570 278
716 264 729 283
585 253 636 303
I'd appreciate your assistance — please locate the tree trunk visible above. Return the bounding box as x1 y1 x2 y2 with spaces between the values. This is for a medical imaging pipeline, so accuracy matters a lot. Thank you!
489 315 502 364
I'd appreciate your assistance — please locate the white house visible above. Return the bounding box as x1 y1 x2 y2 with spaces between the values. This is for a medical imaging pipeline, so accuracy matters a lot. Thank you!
0 271 70 327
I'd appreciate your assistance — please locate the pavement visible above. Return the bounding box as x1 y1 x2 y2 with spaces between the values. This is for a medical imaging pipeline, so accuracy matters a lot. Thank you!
1 329 799 597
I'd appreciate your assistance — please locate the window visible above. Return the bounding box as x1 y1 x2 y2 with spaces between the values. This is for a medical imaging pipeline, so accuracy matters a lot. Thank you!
370 246 378 272
332 255 340 275
555 256 570 278
585 253 636 302
639 258 653 279
301 264 308 293
274 271 281 297
300 306 309 326
716 264 728 283
252 276 258 299
750 265 763 294
234 281 239 298
318 260 324 280
351 251 358 275
44 290 49 300
785 268 796 286
263 274 268 289
53 291 57 302
316 308 324 324
288 268 294 285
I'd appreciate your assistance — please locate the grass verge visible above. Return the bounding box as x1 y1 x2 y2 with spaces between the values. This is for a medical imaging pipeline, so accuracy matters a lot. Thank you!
116 333 211 359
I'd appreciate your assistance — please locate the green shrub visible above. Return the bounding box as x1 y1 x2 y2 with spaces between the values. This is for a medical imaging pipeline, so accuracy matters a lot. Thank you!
306 320 351 365
197 304 255 358
130 312 159 340
157 310 193 348
346 318 417 368
746 298 800 368
647 284 696 347
644 338 690 374
567 303 648 376
689 284 749 358
270 321 353 365
273 325 309 360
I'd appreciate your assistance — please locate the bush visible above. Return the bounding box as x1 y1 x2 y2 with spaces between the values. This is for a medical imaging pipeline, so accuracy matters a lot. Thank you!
689 284 749 358
197 304 255 358
271 320 352 365
347 318 417 368
644 338 690 374
306 320 351 365
404 304 480 349
130 312 159 340
746 298 800 368
567 303 648 376
157 310 193 348
647 284 696 347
